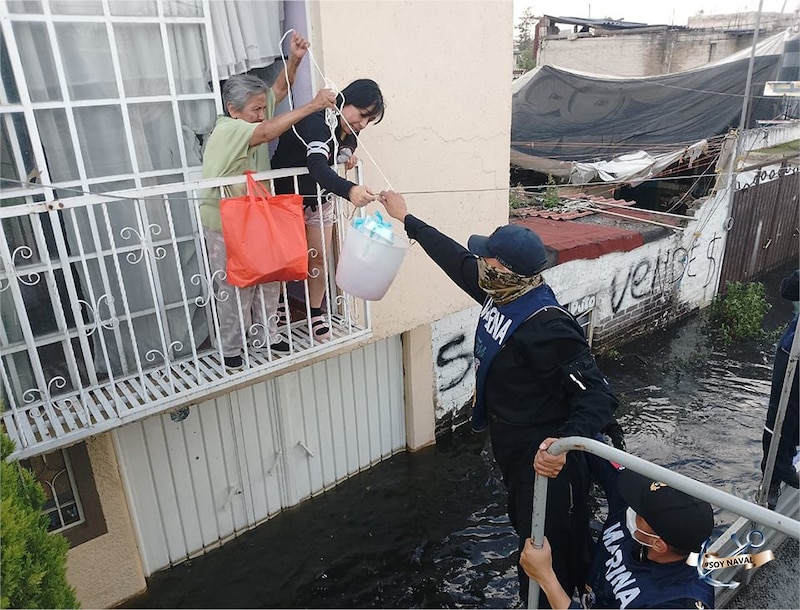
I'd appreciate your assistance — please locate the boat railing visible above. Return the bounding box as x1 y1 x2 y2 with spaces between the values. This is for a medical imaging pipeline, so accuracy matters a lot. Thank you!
527 436 800 609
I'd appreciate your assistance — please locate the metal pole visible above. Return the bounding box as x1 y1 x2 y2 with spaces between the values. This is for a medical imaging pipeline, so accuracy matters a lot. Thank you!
760 315 800 504
526 474 549 609
535 437 800 539
738 0 763 131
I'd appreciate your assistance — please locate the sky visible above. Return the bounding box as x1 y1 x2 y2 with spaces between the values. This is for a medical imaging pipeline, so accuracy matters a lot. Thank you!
513 0 799 27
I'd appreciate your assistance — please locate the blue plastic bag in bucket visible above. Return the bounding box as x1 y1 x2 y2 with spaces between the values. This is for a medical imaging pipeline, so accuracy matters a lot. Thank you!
335 212 409 301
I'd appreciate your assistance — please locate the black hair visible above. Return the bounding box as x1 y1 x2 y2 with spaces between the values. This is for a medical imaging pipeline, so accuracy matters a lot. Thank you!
337 79 385 124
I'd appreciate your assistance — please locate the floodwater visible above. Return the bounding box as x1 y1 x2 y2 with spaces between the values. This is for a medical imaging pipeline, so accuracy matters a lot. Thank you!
124 264 799 609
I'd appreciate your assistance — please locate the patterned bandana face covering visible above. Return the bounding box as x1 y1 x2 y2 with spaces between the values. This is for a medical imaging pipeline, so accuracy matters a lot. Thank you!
476 257 543 306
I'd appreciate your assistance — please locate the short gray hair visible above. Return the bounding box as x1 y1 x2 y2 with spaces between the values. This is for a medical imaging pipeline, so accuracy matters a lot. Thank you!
222 74 269 115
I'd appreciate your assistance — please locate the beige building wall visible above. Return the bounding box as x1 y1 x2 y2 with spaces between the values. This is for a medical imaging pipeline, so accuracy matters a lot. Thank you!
66 434 145 608
311 0 514 339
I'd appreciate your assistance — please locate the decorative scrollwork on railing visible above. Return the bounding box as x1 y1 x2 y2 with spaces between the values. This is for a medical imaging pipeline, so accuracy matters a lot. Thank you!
55 395 92 427
248 322 268 349
77 294 120 336
248 317 289 351
23 376 67 405
120 223 167 264
145 340 183 379
334 294 360 326
22 376 87 426
191 269 229 307
0 246 42 292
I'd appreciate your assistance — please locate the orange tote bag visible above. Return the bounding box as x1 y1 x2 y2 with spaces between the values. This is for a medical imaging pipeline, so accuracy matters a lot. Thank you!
220 171 308 287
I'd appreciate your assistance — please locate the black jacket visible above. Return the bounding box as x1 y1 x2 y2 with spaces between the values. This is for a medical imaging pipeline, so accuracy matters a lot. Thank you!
271 110 357 203
404 214 618 444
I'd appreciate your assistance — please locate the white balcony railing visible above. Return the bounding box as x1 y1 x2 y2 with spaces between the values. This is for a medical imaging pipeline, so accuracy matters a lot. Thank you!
0 166 372 459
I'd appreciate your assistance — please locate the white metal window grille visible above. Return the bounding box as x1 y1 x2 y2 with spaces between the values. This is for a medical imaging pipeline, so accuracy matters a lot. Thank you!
1 167 373 461
21 447 84 533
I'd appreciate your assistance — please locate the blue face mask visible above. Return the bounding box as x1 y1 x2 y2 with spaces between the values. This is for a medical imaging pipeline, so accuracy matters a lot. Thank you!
625 507 660 548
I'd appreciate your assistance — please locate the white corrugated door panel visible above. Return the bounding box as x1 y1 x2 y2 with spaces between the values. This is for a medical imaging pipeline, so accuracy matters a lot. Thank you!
181 399 237 548
280 336 406 507
281 365 328 500
386 337 406 451
322 357 350 482
360 342 384 465
229 381 284 525
345 347 373 469
138 415 193 563
115 395 248 574
114 422 171 574
333 351 361 475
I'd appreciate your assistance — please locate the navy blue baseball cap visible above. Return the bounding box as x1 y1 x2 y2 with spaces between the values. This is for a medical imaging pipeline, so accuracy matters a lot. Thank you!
468 225 548 276
618 469 714 553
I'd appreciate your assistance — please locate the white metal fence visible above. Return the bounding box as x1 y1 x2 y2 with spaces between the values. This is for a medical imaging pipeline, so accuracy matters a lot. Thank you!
0 167 372 459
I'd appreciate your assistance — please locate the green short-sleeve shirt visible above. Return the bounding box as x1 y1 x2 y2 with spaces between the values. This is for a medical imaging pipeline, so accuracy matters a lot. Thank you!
199 88 276 231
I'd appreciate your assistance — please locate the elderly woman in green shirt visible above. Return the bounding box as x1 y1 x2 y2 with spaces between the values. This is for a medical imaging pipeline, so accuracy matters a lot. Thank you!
200 31 335 370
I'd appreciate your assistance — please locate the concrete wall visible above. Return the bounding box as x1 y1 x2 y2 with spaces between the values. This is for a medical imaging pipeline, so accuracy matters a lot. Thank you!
539 29 765 76
66 434 145 608
311 0 513 339
428 123 800 428
688 11 797 31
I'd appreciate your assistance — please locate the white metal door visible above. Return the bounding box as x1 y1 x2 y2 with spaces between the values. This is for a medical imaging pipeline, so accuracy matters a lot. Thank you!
114 336 405 575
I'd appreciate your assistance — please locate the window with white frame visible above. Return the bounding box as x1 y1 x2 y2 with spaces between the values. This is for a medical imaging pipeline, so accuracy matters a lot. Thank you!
0 0 288 408
20 442 107 545
21 447 84 533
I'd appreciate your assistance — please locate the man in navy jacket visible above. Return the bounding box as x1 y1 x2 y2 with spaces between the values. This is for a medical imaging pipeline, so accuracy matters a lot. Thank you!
520 462 715 609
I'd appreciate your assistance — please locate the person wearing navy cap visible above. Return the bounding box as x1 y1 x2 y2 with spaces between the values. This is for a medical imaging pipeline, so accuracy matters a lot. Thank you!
762 268 800 508
378 191 620 606
520 463 715 609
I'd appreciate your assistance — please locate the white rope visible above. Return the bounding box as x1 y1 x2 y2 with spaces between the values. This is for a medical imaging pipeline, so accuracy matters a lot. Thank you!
278 29 393 192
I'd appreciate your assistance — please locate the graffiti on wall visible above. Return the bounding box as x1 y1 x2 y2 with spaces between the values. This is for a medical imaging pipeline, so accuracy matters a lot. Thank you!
431 308 479 419
436 334 472 392
736 164 798 191
610 233 721 313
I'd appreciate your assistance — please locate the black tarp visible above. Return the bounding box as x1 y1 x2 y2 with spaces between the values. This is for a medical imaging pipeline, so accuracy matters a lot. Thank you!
511 55 784 163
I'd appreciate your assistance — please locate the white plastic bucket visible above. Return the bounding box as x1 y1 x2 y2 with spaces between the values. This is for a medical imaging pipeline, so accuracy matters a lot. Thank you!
335 222 409 301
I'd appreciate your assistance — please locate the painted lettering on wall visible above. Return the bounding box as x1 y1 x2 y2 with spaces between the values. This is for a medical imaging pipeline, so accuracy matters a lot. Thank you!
436 334 473 392
736 164 798 191
431 307 480 418
610 247 689 313
568 294 596 317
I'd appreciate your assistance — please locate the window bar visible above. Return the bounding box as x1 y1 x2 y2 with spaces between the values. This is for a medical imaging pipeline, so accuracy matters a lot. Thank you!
63 207 122 391
38 0 94 197
131 197 176 390
186 190 217 372
79 204 132 378
155 0 191 179
0 355 31 448
161 194 202 381
0 9 56 199
100 201 147 398
332 194 355 335
28 213 84 393
265 179 293 355
44 209 101 387
316 192 334 341
300 181 318 346
279 281 294 353
201 0 225 116
192 193 226 376
234 284 249 370
353 163 373 331
101 0 145 192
